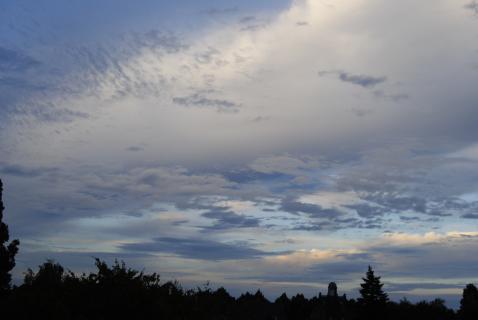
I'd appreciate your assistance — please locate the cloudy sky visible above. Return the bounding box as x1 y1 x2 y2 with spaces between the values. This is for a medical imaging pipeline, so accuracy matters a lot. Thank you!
1 0 478 306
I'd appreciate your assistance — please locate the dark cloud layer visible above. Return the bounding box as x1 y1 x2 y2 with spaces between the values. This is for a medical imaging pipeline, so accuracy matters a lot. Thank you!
121 237 281 261
201 208 261 230
280 199 343 219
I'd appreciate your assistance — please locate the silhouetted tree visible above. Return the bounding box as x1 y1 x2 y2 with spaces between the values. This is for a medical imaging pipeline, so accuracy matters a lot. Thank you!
460 284 478 320
0 178 20 294
359 266 388 304
358 266 388 319
1 256 461 320
24 259 65 288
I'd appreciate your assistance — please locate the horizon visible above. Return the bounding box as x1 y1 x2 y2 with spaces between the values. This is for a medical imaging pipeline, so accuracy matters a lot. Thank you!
1 0 478 309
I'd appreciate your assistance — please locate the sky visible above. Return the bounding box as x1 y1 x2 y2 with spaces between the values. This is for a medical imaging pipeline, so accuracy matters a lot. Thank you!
1 0 478 307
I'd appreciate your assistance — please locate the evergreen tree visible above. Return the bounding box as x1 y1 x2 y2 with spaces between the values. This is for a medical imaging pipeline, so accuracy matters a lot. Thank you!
359 265 388 305
460 284 478 320
0 179 20 294
358 266 388 320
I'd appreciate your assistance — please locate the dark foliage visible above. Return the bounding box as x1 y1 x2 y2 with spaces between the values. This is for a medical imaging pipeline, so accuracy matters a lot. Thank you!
0 178 20 295
459 284 478 320
1 260 470 320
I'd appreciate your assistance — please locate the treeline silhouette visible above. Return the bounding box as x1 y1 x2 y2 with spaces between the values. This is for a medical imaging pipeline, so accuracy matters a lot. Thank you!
1 179 478 319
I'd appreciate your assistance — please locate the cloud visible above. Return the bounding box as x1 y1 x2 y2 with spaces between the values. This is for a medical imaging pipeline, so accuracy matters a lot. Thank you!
3 0 478 304
203 7 238 15
172 93 240 112
346 203 386 218
28 107 90 123
0 164 55 177
318 70 387 88
121 237 278 261
0 46 41 72
126 146 144 152
239 16 256 24
379 231 478 246
461 213 478 219
386 282 464 293
131 29 189 53
465 1 478 15
201 207 261 230
194 46 221 64
280 199 344 219
248 155 319 176
366 194 428 214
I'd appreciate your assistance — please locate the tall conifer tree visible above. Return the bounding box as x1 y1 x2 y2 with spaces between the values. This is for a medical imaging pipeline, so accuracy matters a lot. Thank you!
358 266 388 319
359 266 388 305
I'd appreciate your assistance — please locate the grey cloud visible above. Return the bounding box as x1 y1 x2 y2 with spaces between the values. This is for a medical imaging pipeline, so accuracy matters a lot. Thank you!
338 72 386 88
240 24 267 32
349 107 373 117
203 7 238 15
0 164 57 177
386 282 464 292
28 107 90 123
373 245 424 256
357 219 385 229
126 146 144 152
292 222 327 231
195 47 221 64
223 169 279 183
240 253 374 284
131 30 189 53
426 210 453 217
368 194 427 213
251 115 271 122
367 239 478 279
296 21 309 26
292 216 371 231
0 46 41 72
2 164 244 239
172 93 240 112
239 16 256 24
280 199 343 219
308 260 372 277
399 216 421 221
248 155 320 176
465 1 478 15
319 70 387 88
346 203 387 218
202 208 260 230
120 237 278 261
462 213 478 219
0 76 48 91
373 90 409 102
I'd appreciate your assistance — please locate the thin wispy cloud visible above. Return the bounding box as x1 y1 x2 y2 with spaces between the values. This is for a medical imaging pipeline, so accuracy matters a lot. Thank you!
318 70 387 88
